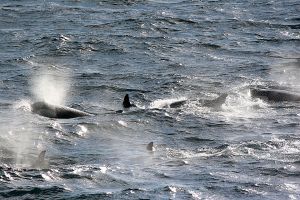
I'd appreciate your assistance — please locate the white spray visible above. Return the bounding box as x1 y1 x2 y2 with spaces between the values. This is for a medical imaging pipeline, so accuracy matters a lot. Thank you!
31 67 71 105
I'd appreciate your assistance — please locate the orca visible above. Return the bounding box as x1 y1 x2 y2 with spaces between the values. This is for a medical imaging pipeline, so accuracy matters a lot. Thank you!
123 94 136 108
31 101 93 119
168 94 228 108
31 150 48 169
250 88 300 102
121 93 228 112
116 94 137 113
146 142 155 151
123 94 187 110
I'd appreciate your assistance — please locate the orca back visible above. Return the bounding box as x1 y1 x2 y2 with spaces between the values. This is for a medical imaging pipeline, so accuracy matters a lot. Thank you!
251 89 300 102
31 101 92 119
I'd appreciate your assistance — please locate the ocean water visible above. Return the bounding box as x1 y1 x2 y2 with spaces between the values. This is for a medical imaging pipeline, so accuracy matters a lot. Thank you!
0 0 300 199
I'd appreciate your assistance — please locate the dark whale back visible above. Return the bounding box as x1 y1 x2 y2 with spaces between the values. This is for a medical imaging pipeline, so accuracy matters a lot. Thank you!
31 101 92 119
251 88 300 102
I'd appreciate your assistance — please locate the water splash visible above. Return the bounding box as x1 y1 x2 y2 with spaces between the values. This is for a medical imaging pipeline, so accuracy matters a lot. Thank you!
149 97 187 109
4 117 38 168
221 88 269 120
77 125 88 137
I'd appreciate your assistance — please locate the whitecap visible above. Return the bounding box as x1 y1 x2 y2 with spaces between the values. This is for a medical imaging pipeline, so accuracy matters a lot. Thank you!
118 120 128 127
77 125 88 136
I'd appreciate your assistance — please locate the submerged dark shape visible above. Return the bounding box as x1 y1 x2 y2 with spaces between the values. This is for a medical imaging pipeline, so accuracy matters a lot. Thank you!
31 101 92 119
201 93 228 108
250 88 300 102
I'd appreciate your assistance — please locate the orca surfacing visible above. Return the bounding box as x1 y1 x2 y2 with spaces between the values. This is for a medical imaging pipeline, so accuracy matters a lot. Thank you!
31 101 92 119
250 88 300 102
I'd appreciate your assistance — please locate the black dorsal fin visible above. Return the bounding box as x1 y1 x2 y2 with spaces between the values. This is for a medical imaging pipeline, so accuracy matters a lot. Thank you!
123 94 131 108
146 142 154 151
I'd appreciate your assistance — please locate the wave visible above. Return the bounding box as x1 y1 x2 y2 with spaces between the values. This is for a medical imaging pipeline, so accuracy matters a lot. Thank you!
0 186 66 199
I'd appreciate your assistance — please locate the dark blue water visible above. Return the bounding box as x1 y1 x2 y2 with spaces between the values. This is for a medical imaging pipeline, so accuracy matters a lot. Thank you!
0 0 300 199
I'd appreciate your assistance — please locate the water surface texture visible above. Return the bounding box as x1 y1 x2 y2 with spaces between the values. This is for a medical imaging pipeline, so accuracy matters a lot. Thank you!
0 0 300 199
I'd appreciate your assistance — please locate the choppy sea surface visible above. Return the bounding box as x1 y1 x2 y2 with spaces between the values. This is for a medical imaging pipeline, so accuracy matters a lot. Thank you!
0 0 300 199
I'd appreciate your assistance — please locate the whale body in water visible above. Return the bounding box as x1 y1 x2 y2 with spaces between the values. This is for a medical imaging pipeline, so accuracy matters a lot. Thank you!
122 94 187 110
121 93 228 112
201 93 228 108
250 88 300 102
31 101 92 119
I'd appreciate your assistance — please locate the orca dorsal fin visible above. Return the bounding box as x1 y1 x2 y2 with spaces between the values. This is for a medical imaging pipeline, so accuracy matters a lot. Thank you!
123 94 131 108
146 142 155 151
31 150 47 169
38 150 46 163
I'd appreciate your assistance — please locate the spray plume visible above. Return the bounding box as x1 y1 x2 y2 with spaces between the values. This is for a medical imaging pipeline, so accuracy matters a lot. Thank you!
31 67 71 106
